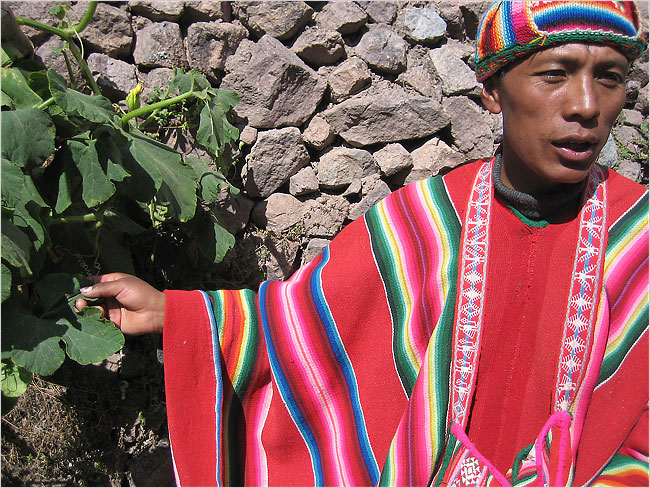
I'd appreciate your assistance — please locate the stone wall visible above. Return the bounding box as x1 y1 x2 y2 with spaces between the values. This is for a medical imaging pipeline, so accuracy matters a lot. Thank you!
9 1 649 284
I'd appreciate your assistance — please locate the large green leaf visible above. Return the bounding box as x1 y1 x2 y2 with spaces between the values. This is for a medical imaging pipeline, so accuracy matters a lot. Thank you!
1 360 31 398
36 273 125 365
169 69 211 95
1 158 48 209
1 308 67 376
1 158 26 208
48 70 116 124
1 67 43 109
61 307 125 365
1 108 55 168
127 130 197 221
196 95 240 157
186 157 228 202
68 136 116 208
1 217 32 273
37 273 92 315
199 212 235 264
2 264 12 302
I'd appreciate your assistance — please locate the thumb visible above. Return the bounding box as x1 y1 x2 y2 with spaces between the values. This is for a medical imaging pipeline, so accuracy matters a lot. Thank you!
80 280 125 299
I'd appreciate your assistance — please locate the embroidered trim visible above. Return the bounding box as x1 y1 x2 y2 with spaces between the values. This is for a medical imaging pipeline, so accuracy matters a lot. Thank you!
450 161 494 426
553 166 607 412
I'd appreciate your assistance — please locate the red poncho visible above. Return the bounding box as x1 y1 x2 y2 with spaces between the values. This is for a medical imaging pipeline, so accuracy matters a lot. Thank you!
163 159 648 486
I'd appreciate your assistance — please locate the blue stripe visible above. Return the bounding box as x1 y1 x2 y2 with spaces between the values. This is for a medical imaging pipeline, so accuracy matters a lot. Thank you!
500 1 516 46
534 4 636 36
258 280 324 486
310 246 381 485
200 291 224 487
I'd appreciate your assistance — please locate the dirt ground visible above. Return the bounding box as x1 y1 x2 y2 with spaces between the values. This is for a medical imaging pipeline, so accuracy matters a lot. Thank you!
1 333 175 487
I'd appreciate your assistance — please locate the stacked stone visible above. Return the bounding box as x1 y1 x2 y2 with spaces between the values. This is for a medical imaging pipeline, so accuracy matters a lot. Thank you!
10 1 649 282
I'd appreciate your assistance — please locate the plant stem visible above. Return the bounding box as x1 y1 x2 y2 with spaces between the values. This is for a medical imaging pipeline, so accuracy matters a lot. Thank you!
14 2 97 38
37 97 55 110
50 213 99 225
121 90 196 126
65 39 101 95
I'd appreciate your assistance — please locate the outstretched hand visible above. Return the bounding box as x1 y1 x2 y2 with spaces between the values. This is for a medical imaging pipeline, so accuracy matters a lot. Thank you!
75 273 166 335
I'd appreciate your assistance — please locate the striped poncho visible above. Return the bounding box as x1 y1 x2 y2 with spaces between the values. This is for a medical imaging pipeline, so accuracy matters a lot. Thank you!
162 158 648 487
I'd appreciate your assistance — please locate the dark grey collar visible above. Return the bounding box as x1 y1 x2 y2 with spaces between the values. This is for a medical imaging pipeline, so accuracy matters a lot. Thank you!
492 154 586 221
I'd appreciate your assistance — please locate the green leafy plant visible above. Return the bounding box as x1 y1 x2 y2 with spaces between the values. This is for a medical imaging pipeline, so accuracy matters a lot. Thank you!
1 2 241 411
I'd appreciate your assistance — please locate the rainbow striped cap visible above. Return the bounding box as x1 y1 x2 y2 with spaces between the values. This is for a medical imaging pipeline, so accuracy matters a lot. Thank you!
475 1 647 82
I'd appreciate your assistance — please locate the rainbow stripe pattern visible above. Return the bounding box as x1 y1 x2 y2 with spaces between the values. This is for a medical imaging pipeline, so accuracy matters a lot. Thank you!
163 162 648 486
474 1 646 81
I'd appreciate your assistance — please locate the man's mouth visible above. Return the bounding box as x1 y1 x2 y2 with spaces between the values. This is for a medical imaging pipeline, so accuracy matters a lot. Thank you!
553 141 594 152
551 136 598 162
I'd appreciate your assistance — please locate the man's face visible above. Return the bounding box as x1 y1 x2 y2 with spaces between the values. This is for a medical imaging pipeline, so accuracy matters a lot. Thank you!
481 43 629 195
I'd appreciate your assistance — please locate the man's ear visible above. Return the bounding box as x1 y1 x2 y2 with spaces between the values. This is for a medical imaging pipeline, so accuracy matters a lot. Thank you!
481 78 503 115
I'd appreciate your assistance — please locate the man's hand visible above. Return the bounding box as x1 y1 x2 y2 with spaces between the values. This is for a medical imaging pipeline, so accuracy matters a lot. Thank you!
75 273 166 335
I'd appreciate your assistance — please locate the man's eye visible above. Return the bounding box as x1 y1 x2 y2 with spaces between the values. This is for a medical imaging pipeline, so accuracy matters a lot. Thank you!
599 71 624 84
539 70 565 80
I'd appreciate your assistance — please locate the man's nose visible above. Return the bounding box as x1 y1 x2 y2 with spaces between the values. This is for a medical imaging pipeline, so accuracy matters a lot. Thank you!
564 75 600 122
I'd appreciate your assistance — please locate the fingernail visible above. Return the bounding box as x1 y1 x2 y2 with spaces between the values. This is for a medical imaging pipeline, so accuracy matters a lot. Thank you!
80 286 93 294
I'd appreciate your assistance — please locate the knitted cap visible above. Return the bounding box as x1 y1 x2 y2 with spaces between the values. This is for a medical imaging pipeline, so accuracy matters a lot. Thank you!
475 1 646 82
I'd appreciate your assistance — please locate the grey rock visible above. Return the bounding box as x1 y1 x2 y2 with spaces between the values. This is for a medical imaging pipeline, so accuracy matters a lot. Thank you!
301 238 331 266
614 125 642 151
349 177 392 221
328 57 372 102
186 21 248 79
342 178 362 197
263 235 301 281
634 83 648 115
184 1 232 22
459 2 491 40
221 35 327 129
87 53 138 100
239 125 258 145
434 1 464 39
133 21 188 69
374 143 413 177
5 1 69 45
357 1 398 24
621 108 643 127
397 46 442 99
290 167 320 196
293 28 345 66
128 1 185 21
303 116 335 151
355 26 407 74
317 147 375 190
315 2 367 35
257 193 307 232
69 3 133 58
430 44 479 95
321 88 450 147
236 1 313 40
404 137 465 185
443 96 495 160
242 127 310 197
35 37 83 86
398 7 447 44
616 160 642 183
213 191 254 235
139 67 174 103
303 195 350 237
597 133 618 169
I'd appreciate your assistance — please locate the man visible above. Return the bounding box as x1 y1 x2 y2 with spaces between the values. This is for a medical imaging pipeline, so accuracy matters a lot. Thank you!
78 2 648 486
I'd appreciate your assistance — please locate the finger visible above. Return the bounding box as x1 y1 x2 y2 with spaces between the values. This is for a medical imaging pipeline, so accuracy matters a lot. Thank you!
75 298 89 311
80 279 128 299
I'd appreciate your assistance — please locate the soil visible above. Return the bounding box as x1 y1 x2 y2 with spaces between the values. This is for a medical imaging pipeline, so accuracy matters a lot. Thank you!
1 334 174 487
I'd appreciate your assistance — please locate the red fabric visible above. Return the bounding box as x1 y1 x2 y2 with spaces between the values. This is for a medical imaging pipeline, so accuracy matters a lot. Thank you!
163 290 219 486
